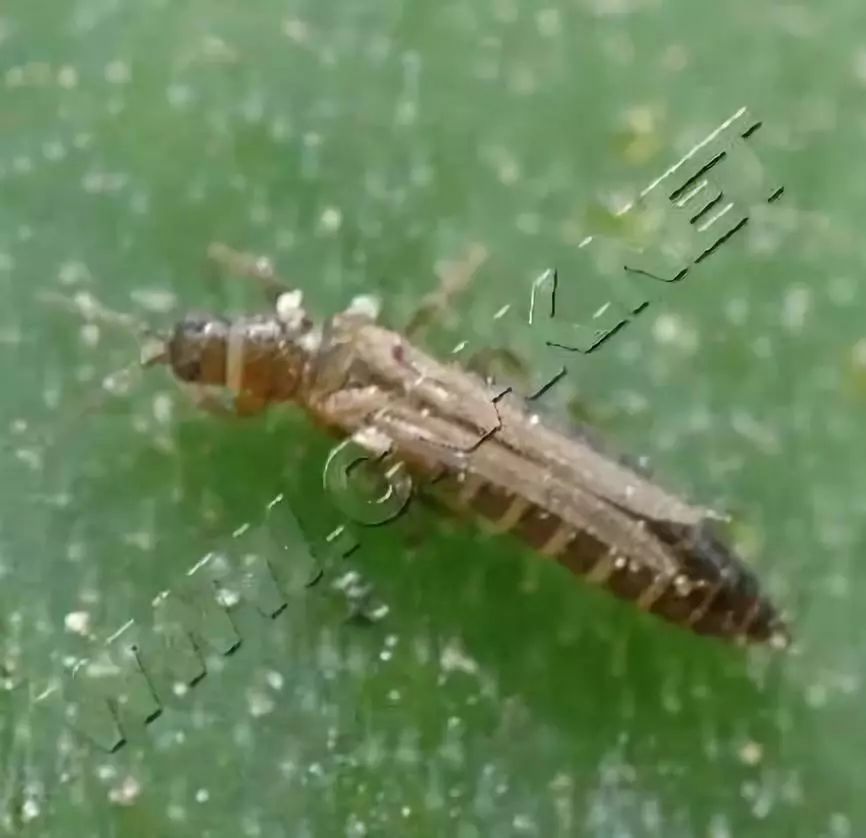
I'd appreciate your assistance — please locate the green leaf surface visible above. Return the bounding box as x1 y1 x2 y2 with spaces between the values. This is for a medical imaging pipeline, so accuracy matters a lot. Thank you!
1 1 863 835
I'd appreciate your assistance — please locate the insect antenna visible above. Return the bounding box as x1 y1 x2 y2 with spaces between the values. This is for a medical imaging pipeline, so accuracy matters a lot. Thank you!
19 290 173 470
39 289 166 346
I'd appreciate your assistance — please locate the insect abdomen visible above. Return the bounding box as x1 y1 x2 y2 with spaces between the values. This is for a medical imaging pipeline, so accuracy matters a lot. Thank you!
433 470 787 647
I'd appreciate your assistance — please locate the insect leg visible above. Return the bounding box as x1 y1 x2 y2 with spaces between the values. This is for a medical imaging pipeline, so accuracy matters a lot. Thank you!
182 384 268 417
313 385 388 430
459 345 533 392
232 392 270 416
404 242 489 341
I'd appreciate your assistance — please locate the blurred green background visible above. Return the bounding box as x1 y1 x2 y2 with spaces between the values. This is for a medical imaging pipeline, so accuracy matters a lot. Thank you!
1 0 865 835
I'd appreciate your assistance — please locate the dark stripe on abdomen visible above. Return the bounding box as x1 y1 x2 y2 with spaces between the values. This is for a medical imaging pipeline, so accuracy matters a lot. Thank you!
431 470 787 646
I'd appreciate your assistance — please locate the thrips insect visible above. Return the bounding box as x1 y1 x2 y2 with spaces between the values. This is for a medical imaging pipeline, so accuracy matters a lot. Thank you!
42 244 786 647
127 243 789 649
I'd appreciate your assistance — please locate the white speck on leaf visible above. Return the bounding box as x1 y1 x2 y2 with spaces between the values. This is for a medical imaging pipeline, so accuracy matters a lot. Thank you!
104 60 131 85
108 775 141 805
440 639 479 675
319 206 343 233
64 610 91 636
781 284 811 331
57 65 78 88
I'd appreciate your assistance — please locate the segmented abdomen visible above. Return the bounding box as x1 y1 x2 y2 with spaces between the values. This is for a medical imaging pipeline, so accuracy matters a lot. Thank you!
431 469 788 647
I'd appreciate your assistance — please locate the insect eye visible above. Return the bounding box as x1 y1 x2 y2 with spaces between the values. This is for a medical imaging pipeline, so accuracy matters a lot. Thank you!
175 357 202 381
179 312 213 334
167 332 203 382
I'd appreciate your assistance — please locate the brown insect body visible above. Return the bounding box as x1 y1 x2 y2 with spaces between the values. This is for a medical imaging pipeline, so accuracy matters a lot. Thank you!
166 308 314 413
160 296 788 648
